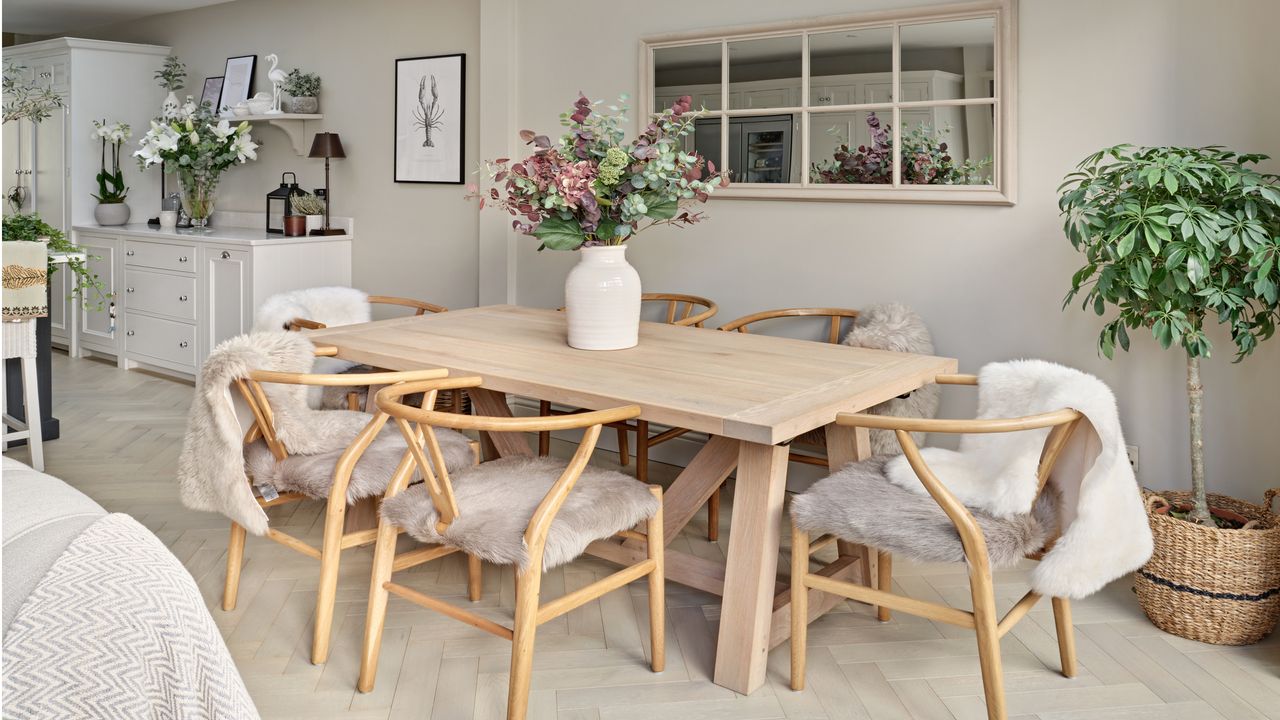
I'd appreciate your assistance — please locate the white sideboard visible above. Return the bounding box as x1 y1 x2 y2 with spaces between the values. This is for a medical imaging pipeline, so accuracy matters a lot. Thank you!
69 218 353 379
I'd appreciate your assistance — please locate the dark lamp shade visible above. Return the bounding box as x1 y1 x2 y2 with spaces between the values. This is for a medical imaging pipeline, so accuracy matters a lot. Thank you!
308 132 346 159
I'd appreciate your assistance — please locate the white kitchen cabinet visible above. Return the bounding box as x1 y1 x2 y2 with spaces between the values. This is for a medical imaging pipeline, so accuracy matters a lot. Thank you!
75 233 119 354
71 220 353 379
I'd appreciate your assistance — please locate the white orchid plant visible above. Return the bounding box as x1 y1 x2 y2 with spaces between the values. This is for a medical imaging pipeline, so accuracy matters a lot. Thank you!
134 106 258 176
92 119 132 204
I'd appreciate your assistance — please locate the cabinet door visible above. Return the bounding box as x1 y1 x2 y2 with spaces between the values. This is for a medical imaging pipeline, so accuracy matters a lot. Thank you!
77 235 118 347
48 262 70 342
204 247 250 357
33 106 67 232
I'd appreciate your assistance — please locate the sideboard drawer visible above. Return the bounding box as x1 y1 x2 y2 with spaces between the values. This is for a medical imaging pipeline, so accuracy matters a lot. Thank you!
124 313 196 368
124 240 195 273
124 269 196 321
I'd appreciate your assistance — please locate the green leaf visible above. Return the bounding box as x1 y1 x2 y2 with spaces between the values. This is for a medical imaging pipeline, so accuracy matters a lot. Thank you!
1116 229 1136 258
532 216 586 251
1163 170 1179 194
643 196 679 220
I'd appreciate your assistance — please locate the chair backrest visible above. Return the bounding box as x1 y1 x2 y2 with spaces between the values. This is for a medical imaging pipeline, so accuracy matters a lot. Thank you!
375 377 640 536
288 295 447 332
641 293 718 327
719 307 860 345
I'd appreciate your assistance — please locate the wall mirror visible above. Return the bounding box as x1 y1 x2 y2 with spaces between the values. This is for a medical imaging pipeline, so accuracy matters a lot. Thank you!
643 0 1016 204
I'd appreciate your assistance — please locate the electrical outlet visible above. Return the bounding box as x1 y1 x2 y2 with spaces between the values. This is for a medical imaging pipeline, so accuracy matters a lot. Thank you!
1126 444 1140 478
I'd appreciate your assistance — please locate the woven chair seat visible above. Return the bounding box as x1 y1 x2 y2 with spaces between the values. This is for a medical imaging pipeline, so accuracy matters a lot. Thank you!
791 455 1057 568
381 456 659 571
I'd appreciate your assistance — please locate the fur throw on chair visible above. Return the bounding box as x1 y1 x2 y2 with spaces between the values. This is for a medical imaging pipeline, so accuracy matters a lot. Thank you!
882 359 1153 599
252 286 371 332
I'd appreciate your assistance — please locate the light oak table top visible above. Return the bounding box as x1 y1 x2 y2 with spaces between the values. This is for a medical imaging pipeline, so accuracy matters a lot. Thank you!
308 304 956 444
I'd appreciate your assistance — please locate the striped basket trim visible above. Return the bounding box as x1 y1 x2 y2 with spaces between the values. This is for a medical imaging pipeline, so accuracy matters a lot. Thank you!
1139 569 1280 603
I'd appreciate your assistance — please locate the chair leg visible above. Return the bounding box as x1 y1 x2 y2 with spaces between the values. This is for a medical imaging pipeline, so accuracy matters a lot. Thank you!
970 572 1008 720
646 485 665 672
468 554 483 602
537 400 551 457
508 568 543 720
616 424 630 467
222 522 246 611
790 523 809 691
1051 597 1077 678
347 391 360 411
877 551 893 621
358 518 401 693
707 486 720 542
20 356 42 471
636 420 649 484
312 505 345 665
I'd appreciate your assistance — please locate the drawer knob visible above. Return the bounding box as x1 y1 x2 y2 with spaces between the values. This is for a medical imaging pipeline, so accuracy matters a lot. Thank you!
179 341 189 348
126 330 135 336
126 250 135 256
220 251 231 260
179 256 188 262
126 287 134 293
179 295 188 302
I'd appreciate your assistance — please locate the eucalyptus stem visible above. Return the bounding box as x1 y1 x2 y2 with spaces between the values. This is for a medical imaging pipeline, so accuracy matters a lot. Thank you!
1186 354 1212 525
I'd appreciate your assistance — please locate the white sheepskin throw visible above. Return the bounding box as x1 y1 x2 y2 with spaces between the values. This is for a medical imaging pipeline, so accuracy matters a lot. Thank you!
177 331 389 536
834 302 940 455
253 286 372 405
883 359 1153 599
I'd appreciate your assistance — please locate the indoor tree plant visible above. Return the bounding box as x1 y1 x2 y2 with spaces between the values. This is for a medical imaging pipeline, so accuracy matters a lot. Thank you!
91 119 132 226
134 107 258 228
1060 144 1280 644
283 69 320 114
469 93 726 350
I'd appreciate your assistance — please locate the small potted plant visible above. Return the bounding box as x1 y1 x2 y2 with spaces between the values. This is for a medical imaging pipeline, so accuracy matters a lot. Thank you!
91 119 132 226
283 69 320 114
290 192 326 234
469 94 726 350
155 55 186 120
1060 144 1280 645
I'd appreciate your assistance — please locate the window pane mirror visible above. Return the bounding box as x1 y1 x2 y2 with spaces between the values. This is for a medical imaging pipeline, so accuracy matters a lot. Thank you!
644 0 1014 203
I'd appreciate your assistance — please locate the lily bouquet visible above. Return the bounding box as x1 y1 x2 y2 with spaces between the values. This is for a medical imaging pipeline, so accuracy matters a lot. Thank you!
91 119 132 204
469 94 728 250
134 106 258 224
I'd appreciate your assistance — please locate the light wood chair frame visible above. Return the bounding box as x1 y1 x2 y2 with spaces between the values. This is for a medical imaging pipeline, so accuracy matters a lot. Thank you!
537 293 718 480
789 374 1083 720
287 295 466 414
224 350 477 666
701 307 862 540
360 376 666 720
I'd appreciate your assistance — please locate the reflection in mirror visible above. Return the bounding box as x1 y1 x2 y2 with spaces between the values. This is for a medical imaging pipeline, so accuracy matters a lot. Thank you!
809 108 992 185
727 36 801 110
695 114 800 183
653 43 722 113
900 18 996 98
808 27 892 106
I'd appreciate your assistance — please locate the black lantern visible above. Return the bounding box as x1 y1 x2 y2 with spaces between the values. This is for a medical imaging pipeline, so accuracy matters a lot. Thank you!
265 171 306 234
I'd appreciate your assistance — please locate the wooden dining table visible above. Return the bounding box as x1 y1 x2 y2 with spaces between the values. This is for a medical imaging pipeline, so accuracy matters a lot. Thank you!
308 304 956 695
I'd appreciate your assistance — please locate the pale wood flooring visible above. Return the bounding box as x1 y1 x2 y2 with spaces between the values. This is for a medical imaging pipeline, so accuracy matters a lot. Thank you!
6 351 1278 719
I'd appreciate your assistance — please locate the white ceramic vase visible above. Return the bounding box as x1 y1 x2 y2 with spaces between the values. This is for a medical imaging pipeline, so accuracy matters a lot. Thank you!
304 214 323 234
564 244 641 351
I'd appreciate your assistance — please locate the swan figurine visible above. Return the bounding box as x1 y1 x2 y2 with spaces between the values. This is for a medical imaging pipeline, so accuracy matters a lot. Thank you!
265 53 287 115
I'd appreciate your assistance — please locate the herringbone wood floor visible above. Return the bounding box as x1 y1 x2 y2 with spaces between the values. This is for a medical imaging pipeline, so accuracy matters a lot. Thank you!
7 351 1278 719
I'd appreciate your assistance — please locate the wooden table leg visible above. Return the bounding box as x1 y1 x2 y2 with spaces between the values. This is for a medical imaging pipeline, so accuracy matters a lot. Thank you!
345 496 379 533
467 387 533 459
713 440 789 695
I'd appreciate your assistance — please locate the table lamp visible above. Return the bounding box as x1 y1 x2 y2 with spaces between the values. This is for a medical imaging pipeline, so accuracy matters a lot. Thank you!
307 132 346 236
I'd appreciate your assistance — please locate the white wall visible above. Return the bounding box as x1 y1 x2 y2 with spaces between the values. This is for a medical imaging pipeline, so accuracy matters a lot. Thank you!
84 0 481 311
481 0 1280 500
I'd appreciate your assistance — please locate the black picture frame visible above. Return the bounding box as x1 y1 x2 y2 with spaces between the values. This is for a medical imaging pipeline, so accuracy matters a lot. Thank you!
393 53 465 184
217 55 257 113
200 76 224 111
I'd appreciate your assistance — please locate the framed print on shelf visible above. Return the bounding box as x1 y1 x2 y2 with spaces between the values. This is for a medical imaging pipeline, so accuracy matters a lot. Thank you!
218 55 256 113
200 76 224 110
394 53 465 184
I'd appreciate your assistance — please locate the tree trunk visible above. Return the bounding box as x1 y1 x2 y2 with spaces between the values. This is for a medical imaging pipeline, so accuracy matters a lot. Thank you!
1186 354 1212 525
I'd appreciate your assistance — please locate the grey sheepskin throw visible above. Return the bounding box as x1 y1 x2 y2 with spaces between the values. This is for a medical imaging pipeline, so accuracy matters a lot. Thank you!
791 455 1058 568
243 424 473 503
381 457 658 571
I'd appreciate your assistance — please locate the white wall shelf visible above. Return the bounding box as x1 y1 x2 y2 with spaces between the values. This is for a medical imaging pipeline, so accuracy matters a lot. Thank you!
233 113 323 155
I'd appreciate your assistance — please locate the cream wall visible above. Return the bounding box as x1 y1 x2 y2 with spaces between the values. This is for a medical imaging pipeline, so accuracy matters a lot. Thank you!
84 0 481 311
481 0 1280 499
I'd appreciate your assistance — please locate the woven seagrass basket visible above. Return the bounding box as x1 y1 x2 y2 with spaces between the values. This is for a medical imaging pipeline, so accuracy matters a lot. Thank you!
1136 488 1280 645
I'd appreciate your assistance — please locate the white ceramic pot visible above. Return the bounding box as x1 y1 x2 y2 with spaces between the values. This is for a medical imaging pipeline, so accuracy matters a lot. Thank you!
304 214 323 234
93 202 130 226
564 244 641 351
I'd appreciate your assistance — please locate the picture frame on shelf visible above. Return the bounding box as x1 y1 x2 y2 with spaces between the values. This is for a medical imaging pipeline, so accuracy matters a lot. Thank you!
218 55 256 113
200 76 224 111
393 53 465 184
